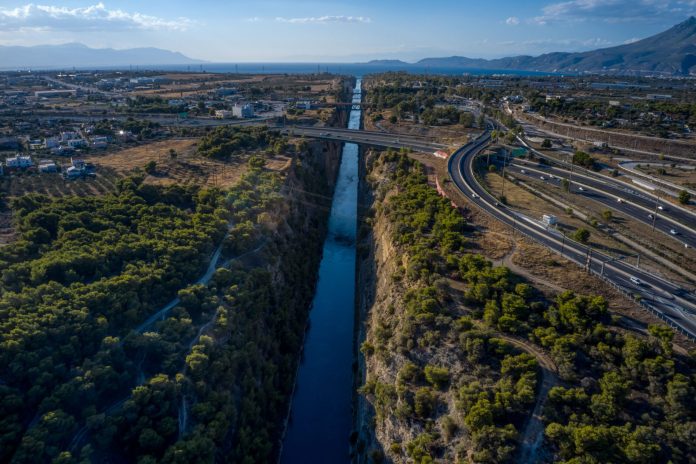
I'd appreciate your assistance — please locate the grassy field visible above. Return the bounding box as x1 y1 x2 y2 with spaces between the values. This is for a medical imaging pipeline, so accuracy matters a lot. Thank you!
0 138 284 197
363 110 477 149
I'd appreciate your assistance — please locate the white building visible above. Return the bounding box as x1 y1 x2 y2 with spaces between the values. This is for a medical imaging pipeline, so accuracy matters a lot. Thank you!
647 94 672 101
542 214 558 226
38 160 57 173
34 90 77 99
65 166 83 178
215 110 233 119
233 103 254 118
44 137 60 149
60 131 78 142
67 139 87 148
6 154 33 168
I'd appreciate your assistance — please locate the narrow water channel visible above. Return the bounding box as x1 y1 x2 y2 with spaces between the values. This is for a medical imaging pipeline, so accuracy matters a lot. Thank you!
280 79 362 463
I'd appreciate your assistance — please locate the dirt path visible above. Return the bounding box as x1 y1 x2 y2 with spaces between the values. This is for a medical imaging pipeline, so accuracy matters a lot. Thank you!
493 242 567 295
495 333 558 464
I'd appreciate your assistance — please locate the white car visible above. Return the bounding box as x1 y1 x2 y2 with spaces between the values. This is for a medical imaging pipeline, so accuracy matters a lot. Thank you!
472 193 480 199
648 214 654 220
670 229 678 235
630 276 643 285
578 187 584 191
520 169 526 174
540 176 546 180
658 205 665 211
617 198 624 203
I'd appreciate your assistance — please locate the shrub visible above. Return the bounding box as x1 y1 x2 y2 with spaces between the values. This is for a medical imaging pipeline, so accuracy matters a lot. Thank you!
573 228 590 244
678 190 691 205
424 365 450 389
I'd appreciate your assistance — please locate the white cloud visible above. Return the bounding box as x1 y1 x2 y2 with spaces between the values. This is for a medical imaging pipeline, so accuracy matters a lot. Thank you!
505 16 520 25
275 15 371 24
532 0 696 25
0 2 194 32
498 36 614 52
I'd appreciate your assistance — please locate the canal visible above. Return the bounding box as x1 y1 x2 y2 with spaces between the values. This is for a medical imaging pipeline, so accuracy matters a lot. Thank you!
280 79 362 463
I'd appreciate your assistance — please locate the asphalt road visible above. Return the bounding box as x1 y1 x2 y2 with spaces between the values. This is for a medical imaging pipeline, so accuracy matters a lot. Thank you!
507 135 696 243
233 123 696 338
0 111 277 127
448 130 696 340
279 126 446 153
502 159 696 249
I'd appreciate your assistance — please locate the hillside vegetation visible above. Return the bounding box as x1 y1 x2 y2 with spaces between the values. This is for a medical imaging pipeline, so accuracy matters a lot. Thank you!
358 152 696 463
0 136 338 463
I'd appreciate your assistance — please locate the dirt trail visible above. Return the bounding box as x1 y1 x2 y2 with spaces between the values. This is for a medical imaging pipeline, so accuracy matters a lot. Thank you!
496 333 558 464
494 242 567 295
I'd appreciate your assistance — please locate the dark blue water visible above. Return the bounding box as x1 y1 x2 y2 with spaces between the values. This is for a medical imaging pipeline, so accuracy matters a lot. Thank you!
165 62 554 76
40 62 557 77
280 79 362 464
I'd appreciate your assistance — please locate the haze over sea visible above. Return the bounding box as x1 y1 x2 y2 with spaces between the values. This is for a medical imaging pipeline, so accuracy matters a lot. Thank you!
118 62 558 76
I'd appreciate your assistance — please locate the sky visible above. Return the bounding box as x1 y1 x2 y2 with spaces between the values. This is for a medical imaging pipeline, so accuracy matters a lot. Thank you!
0 0 695 62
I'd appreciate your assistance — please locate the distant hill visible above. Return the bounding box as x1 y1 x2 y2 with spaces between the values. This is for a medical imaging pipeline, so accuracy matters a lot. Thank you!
0 43 204 70
380 17 696 76
365 59 411 66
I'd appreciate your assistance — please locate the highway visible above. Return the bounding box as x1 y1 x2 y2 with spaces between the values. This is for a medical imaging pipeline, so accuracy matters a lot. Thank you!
448 130 696 340
279 125 447 153
516 111 696 163
508 135 696 241
502 159 696 249
257 123 696 338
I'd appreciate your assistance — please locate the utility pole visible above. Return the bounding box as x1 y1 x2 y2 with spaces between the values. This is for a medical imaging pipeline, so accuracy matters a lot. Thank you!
652 179 661 232
501 149 510 199
585 247 592 274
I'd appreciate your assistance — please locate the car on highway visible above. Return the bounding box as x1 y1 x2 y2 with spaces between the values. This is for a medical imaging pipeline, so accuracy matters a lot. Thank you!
540 176 546 180
658 205 665 210
648 214 654 220
617 198 624 203
578 186 584 191
472 193 480 199
520 169 526 174
670 229 679 235
630 276 643 285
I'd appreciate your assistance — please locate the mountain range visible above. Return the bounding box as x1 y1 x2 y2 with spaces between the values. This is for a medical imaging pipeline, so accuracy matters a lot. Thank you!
368 17 696 76
0 43 203 70
3 17 696 75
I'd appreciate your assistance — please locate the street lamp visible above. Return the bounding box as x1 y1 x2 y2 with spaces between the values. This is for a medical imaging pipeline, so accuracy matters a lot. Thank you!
567 151 575 193
501 148 510 199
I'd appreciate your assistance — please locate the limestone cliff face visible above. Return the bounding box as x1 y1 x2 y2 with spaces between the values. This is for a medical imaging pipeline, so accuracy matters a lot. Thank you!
354 152 541 464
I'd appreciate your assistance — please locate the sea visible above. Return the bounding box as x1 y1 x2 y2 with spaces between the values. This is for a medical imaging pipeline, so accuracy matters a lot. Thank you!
157 62 556 76
26 62 558 77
